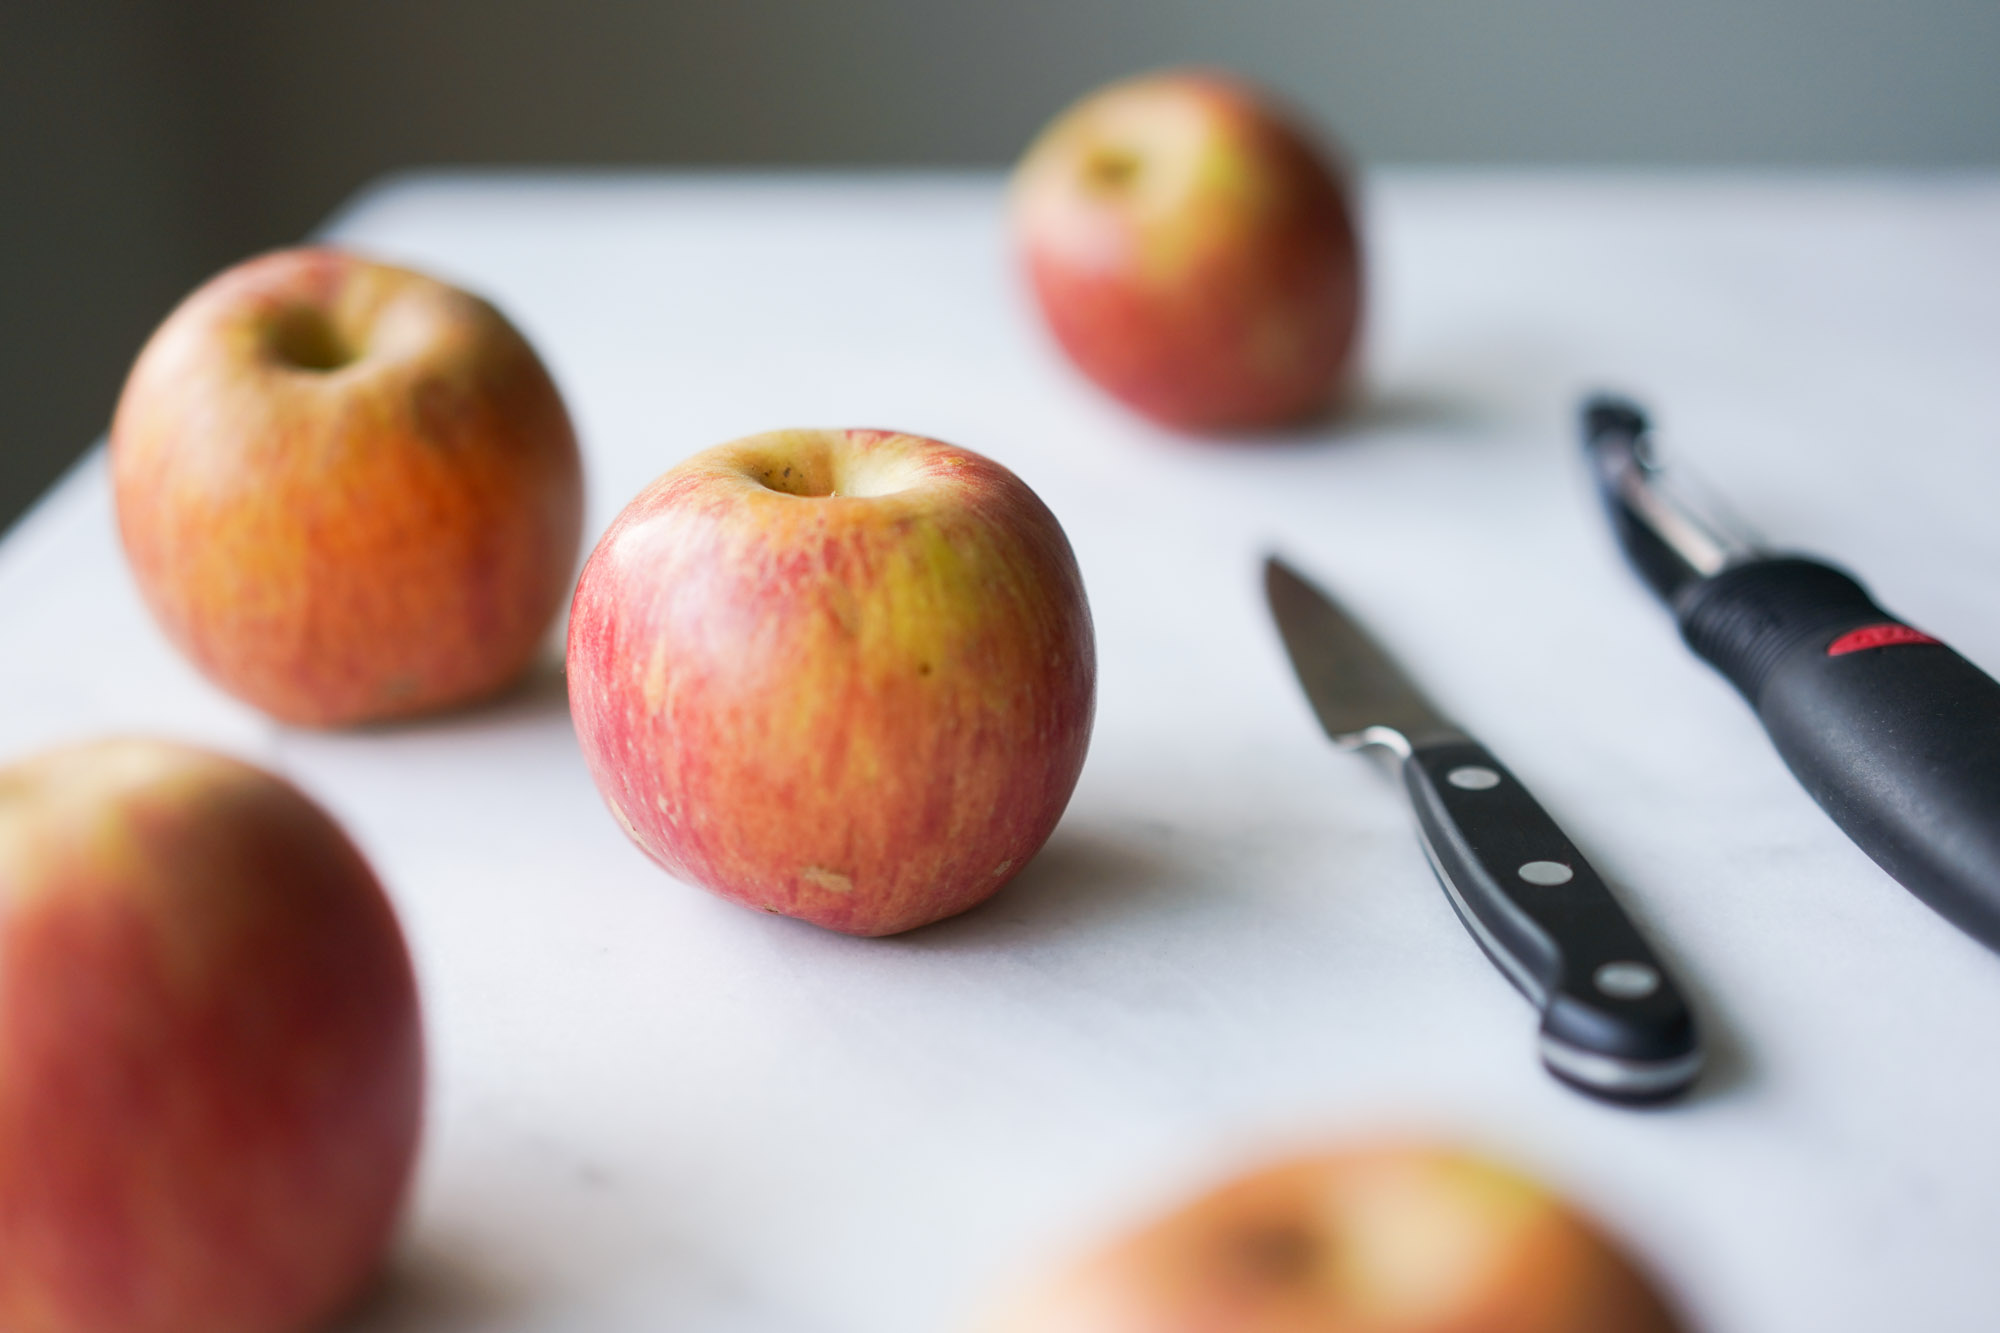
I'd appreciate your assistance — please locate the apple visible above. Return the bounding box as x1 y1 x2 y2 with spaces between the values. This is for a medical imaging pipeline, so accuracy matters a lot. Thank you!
568 428 1095 937
0 738 423 1333
1012 70 1363 432
111 246 584 727
979 1144 1683 1333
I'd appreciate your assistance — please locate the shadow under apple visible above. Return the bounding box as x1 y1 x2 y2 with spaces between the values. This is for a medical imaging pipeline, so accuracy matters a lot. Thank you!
889 817 1209 951
1162 381 1502 453
332 1233 542 1333
331 650 573 739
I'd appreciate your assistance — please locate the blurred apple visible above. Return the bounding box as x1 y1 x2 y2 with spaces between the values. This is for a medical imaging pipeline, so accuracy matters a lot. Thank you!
1012 70 1363 433
568 428 1095 936
979 1144 1683 1333
0 738 423 1333
112 246 584 727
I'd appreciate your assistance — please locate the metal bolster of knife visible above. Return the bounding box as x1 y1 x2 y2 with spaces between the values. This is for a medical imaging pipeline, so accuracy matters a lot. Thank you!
1342 722 1468 759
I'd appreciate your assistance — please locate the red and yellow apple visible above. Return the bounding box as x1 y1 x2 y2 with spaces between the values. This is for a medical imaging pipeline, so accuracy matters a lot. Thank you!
568 428 1095 937
111 246 584 727
0 738 423 1333
979 1144 1683 1333
1012 70 1363 432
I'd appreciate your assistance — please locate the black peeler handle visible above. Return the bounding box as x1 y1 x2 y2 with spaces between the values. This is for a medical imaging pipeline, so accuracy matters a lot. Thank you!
1678 557 2000 950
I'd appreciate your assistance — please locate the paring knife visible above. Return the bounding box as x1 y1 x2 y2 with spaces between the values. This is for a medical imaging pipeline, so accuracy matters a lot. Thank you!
1584 395 2000 953
1264 556 1702 1102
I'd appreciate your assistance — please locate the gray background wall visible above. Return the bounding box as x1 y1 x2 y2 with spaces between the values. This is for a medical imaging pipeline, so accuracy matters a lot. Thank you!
6 0 1998 531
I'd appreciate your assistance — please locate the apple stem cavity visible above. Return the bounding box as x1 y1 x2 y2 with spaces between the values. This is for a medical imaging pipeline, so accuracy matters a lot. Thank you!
1084 147 1142 191
742 434 920 501
268 305 359 373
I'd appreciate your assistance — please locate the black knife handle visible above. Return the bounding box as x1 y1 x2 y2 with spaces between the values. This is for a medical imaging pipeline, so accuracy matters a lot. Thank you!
1403 739 1701 1101
1677 556 2000 949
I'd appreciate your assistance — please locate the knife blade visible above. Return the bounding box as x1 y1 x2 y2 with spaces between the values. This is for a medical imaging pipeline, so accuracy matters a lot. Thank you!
1584 394 2000 953
1265 555 1702 1102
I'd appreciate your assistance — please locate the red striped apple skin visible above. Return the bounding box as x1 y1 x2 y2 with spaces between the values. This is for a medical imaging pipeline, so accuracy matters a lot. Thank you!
568 429 1096 937
1013 70 1362 433
112 247 583 727
0 739 423 1333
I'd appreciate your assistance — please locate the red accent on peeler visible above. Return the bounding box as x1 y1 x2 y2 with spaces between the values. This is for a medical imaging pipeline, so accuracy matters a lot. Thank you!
1827 624 1941 656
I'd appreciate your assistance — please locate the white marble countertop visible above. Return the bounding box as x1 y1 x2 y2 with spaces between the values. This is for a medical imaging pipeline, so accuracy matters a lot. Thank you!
5 170 1999 1332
